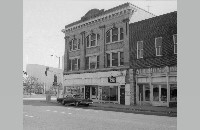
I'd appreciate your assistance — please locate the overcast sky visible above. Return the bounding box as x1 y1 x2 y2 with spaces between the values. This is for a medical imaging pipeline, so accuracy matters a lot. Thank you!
23 0 177 71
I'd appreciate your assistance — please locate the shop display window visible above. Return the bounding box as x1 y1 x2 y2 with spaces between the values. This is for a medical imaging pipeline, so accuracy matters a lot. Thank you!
144 85 150 101
64 86 84 99
138 85 143 101
101 86 118 102
170 84 177 101
161 84 167 101
153 85 159 101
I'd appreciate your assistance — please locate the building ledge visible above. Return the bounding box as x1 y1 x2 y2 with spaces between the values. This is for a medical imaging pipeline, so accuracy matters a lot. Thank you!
63 66 129 75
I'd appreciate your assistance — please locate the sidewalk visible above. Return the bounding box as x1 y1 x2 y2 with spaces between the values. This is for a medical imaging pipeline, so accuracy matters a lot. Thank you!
91 102 177 115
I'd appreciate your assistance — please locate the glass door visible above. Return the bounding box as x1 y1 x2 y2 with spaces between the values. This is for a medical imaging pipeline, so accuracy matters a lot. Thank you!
152 84 167 106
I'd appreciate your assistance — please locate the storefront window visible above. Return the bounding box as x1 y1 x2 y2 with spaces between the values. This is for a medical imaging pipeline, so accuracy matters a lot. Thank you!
153 85 159 101
161 84 167 102
101 86 118 102
170 84 177 101
139 85 143 101
64 86 84 99
144 85 150 101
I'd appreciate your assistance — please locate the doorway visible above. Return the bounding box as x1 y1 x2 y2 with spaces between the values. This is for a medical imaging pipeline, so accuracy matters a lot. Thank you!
120 85 125 105
152 84 167 106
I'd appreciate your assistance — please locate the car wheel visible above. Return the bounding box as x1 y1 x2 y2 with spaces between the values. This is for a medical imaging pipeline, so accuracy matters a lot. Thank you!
85 104 89 107
75 102 79 107
62 100 65 105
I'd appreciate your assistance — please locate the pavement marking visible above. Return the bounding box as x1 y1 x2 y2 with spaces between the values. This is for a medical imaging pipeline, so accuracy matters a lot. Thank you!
25 115 28 116
46 110 51 111
67 108 70 109
53 111 58 112
68 113 72 114
61 112 65 114
85 110 90 111
29 116 34 118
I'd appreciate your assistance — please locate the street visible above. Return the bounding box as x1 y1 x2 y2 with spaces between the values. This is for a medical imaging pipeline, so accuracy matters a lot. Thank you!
23 100 177 130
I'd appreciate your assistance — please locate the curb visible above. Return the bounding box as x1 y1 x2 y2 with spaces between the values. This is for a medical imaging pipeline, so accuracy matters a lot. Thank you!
44 101 177 117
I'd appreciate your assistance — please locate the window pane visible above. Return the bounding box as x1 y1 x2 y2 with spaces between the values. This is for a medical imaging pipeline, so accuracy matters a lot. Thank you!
72 59 77 71
69 41 72 51
174 44 177 54
139 85 143 101
173 34 177 44
153 85 159 101
106 31 110 43
112 28 118 42
140 50 143 58
77 39 80 49
91 40 96 47
97 34 100 45
73 39 77 50
120 52 124 65
145 85 150 101
85 57 89 70
90 56 96 69
78 59 80 70
69 59 71 71
120 28 123 40
110 86 118 101
102 86 110 101
97 55 99 69
155 37 162 47
112 52 118 66
91 34 96 47
106 53 110 67
170 84 177 101
86 36 90 47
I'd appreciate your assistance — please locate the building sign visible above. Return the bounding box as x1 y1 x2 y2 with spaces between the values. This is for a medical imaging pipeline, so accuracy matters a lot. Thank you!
108 76 116 83
136 66 177 75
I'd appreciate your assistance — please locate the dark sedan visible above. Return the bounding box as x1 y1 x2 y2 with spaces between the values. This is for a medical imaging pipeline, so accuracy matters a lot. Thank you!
59 94 93 106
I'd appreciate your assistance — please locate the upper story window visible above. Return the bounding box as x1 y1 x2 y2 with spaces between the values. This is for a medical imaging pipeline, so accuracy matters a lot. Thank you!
69 38 80 51
106 27 124 43
173 34 177 54
137 41 143 59
86 33 100 48
69 58 80 71
155 37 162 56
106 51 124 67
85 55 99 70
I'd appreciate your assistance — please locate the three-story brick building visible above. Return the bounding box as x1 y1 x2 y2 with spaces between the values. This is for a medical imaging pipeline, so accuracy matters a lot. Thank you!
61 3 154 105
129 11 177 107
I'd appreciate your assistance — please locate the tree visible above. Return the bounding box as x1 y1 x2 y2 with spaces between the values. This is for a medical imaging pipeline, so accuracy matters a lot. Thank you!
24 76 38 96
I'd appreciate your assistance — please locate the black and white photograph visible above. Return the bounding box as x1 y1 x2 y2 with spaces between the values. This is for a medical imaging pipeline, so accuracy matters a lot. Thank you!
23 0 177 129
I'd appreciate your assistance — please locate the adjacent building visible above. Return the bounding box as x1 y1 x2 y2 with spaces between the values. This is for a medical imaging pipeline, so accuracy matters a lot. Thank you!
61 3 155 105
26 64 64 94
129 11 177 107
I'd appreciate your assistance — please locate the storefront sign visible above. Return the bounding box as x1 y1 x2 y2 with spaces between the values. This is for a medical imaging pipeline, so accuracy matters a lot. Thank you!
108 76 116 83
136 66 169 75
169 66 177 72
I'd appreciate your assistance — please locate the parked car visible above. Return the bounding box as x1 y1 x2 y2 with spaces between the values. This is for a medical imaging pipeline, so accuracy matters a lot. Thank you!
58 94 93 106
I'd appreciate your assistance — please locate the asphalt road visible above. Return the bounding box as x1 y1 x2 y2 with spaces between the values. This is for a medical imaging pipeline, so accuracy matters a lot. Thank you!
23 100 177 130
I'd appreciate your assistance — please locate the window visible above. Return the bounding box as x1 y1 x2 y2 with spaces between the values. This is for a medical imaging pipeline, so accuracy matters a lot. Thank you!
155 37 162 56
144 85 150 101
119 52 124 66
120 28 124 40
85 57 89 70
112 28 118 42
137 41 143 59
69 58 80 71
69 38 80 51
170 84 177 101
106 27 124 43
85 55 99 69
106 30 111 43
173 34 177 54
86 33 100 48
106 51 124 67
106 53 110 67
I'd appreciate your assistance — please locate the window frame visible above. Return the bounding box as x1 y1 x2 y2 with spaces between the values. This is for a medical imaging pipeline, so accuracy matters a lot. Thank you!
86 33 100 48
106 51 124 67
137 41 144 59
69 58 80 71
155 37 163 56
106 27 124 44
85 55 100 69
173 34 177 54
69 38 80 52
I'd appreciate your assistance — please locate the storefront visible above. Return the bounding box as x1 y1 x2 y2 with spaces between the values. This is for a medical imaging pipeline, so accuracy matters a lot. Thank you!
63 70 131 105
136 66 177 107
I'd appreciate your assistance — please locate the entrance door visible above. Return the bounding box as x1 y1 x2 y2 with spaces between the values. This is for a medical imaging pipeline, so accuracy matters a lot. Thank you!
152 84 167 106
120 87 125 105
85 86 90 99
91 86 98 102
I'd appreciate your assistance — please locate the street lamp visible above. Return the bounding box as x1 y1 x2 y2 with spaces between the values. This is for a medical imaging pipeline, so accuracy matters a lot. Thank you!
51 54 60 69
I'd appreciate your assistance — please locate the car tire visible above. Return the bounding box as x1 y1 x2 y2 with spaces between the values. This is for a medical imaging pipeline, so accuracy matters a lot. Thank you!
85 104 89 107
62 100 65 105
75 102 79 107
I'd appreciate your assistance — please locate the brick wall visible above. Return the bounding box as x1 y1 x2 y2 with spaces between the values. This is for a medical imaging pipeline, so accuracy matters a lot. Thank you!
129 11 177 69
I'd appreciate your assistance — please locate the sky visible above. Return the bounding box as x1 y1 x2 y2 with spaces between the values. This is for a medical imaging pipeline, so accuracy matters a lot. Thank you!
23 0 177 71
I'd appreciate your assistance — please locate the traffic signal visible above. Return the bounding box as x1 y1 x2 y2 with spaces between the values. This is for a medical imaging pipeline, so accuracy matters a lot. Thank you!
45 67 49 76
54 74 57 83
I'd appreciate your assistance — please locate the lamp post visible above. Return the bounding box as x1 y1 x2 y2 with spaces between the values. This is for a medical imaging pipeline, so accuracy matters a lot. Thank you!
51 54 61 98
51 54 60 69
